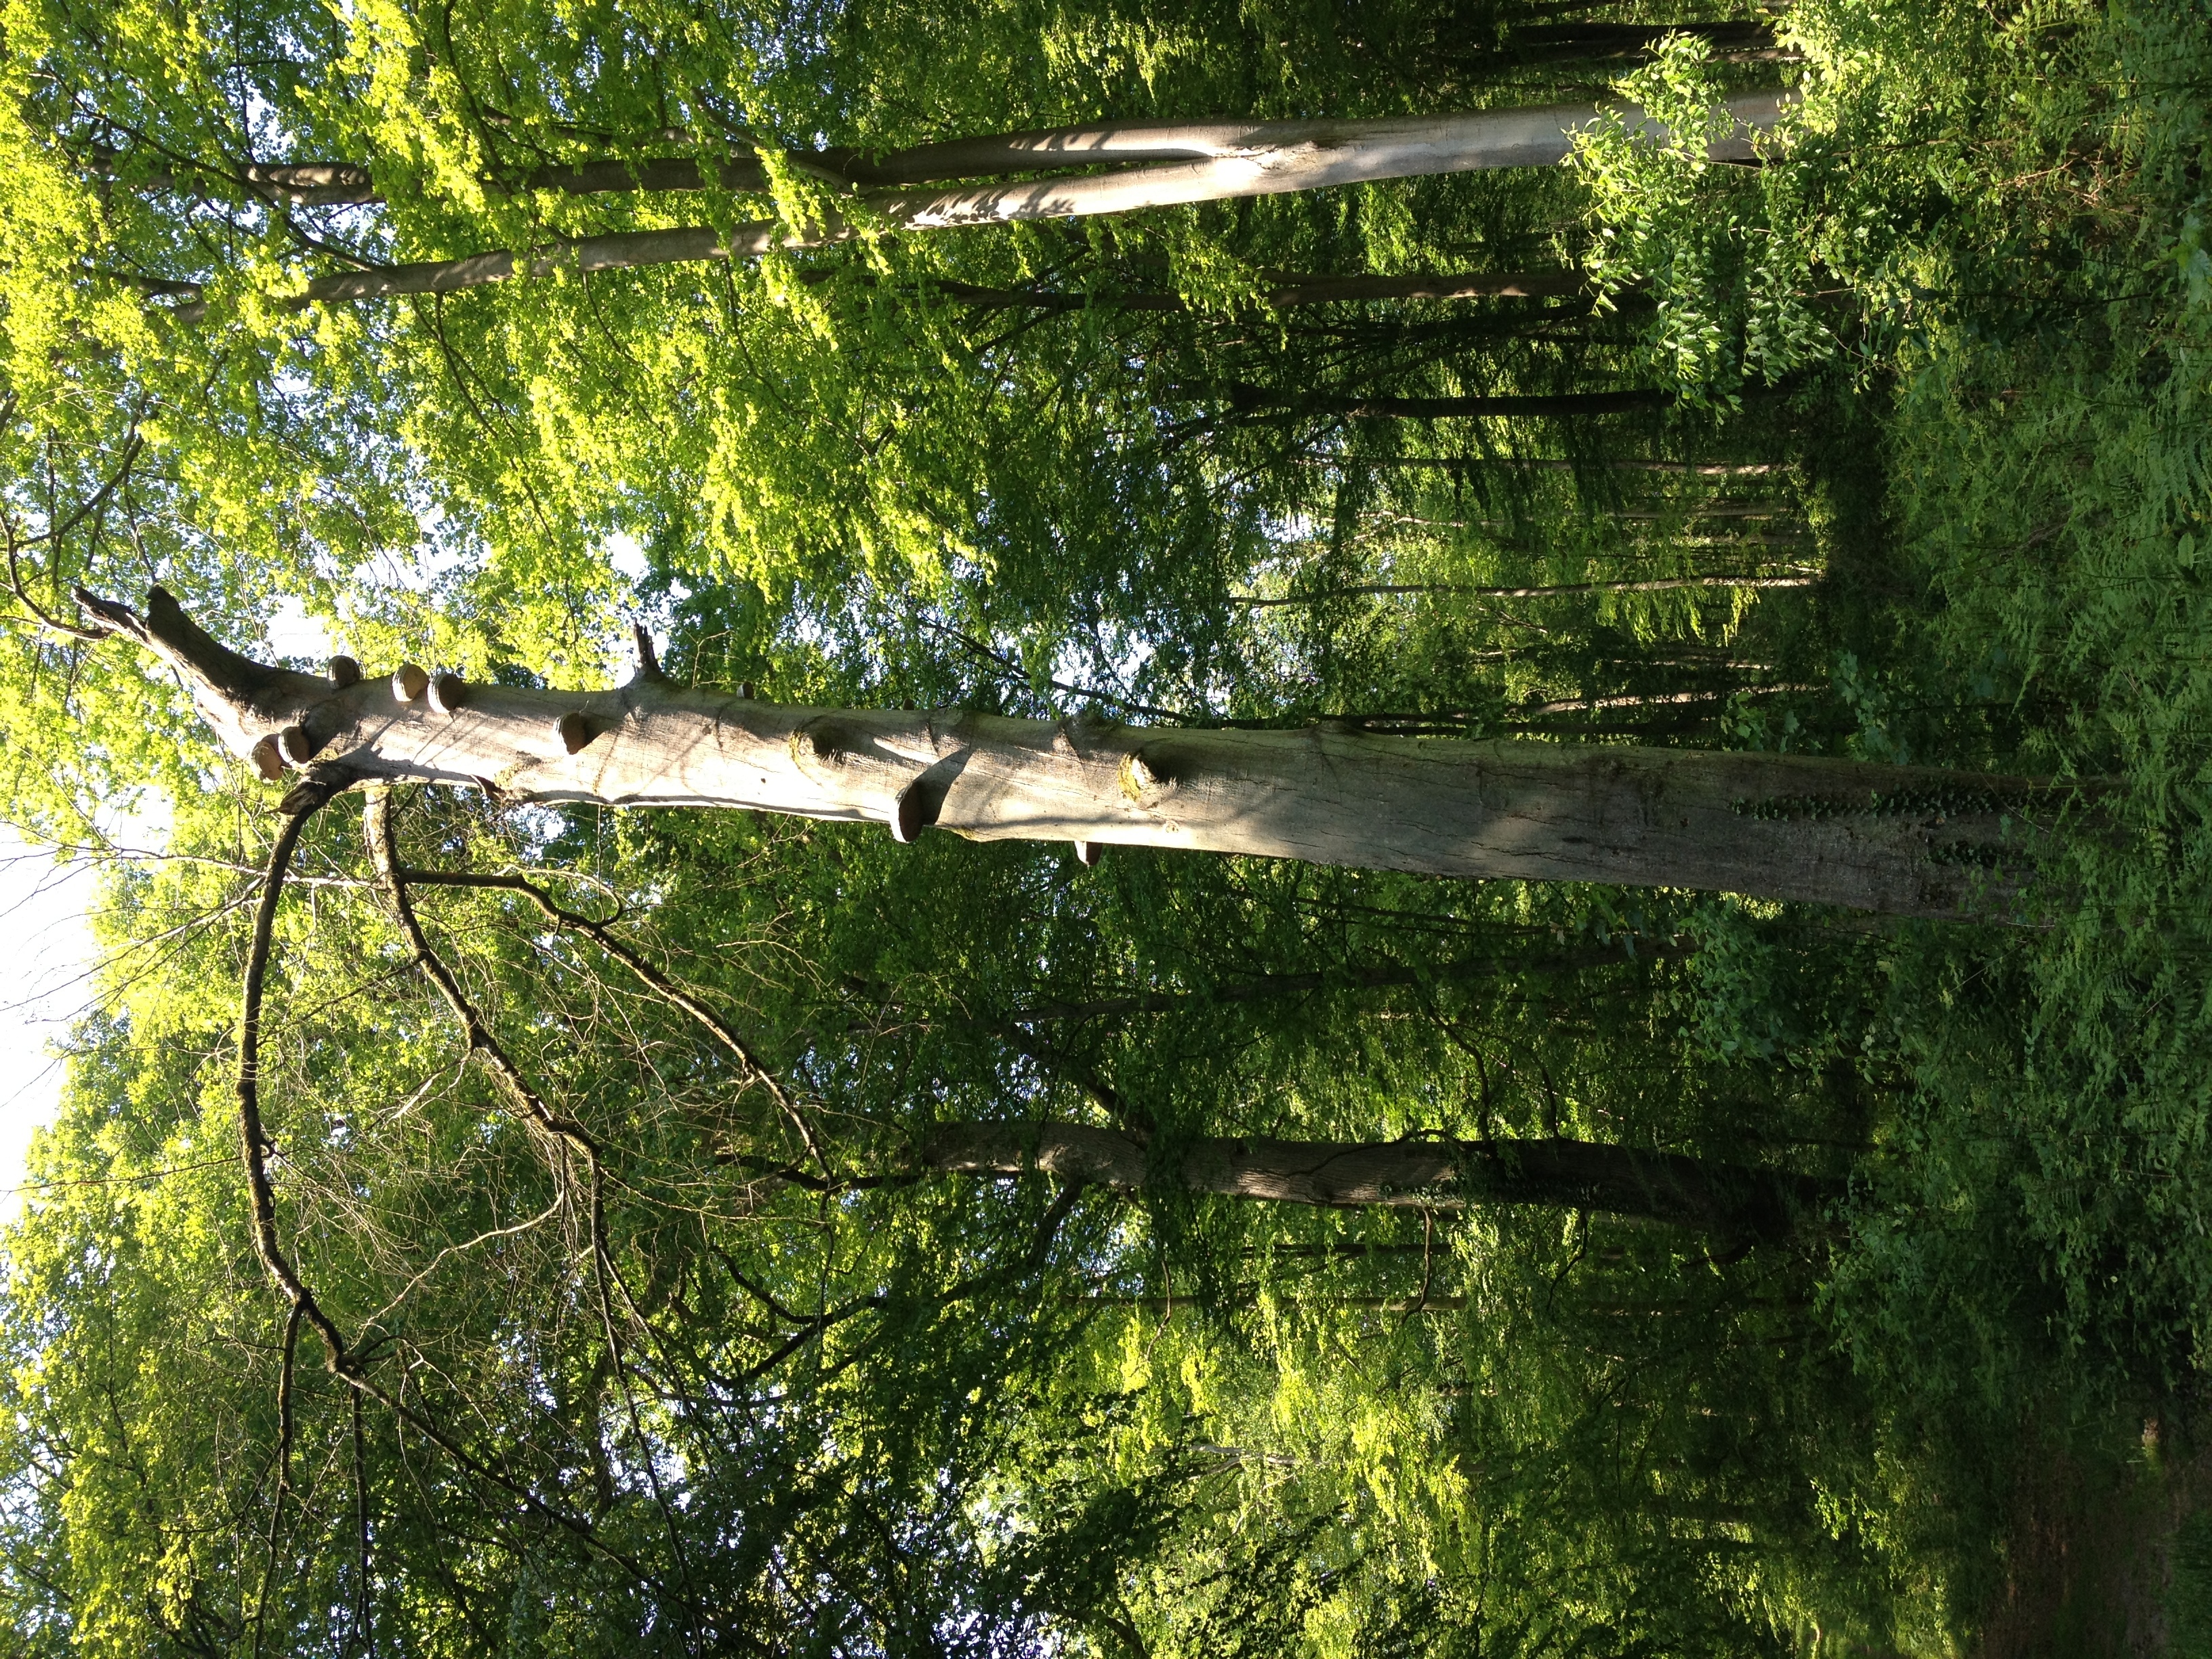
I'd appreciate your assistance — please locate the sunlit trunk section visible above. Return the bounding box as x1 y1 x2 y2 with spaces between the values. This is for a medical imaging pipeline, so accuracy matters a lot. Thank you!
81 587 2058 918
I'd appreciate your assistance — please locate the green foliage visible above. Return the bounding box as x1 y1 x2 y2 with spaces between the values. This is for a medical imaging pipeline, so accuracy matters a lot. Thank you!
2175 1511 2212 1659
3 0 2209 1652
1572 35 1830 402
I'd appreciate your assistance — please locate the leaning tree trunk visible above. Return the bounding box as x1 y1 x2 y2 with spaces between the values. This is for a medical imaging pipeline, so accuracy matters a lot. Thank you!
290 94 1789 306
923 1122 1830 1240
80 586 2064 918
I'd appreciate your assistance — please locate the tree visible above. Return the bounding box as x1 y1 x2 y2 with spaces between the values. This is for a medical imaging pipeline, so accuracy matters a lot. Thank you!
921 1120 1827 1236
242 97 1788 306
10 0 2186 1651
0 706 1869 1654
2 0 1799 713
83 584 2064 916
0 668 1917 1654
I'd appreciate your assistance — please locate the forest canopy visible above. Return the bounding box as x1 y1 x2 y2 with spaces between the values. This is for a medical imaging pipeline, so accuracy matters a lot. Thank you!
1 0 2209 1652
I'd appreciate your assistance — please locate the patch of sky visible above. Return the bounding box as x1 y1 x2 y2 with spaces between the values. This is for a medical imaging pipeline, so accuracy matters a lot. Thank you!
264 594 336 664
349 511 472 597
1052 632 1161 718
609 531 651 592
601 531 677 683
0 831 96 1222
0 797 170 1221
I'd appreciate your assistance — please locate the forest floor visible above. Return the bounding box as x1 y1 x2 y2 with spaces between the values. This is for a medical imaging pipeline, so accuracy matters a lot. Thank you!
1832 7 2212 1639
1973 1414 2212 1658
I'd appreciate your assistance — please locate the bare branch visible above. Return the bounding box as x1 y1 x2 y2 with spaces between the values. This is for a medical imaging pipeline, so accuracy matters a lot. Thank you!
396 865 827 1172
234 792 657 1591
363 791 599 1153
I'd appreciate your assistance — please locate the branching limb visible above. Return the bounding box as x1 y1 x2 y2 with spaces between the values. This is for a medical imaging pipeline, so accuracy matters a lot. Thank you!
362 792 600 1156
239 793 657 1592
355 1190 569 1336
4 515 108 642
239 806 356 1355
398 864 827 1173
363 791 716 1626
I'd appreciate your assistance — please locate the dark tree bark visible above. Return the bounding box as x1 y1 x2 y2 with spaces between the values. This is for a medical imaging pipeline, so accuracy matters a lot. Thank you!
923 1122 1832 1240
999 939 1671 1023
1490 22 1786 66
1225 383 1675 420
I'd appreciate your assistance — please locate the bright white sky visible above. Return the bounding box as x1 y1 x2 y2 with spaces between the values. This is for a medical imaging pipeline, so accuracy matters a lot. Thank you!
0 828 99 1220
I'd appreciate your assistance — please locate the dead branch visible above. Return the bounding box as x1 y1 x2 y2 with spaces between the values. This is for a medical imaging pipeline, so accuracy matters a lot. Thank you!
396 864 827 1173
236 793 654 1591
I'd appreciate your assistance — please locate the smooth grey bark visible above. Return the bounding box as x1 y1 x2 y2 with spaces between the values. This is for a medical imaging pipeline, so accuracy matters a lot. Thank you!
221 91 1782 205
933 269 1588 311
285 93 1788 306
812 98 1780 183
922 1122 1832 1237
1300 457 1784 474
80 586 2063 918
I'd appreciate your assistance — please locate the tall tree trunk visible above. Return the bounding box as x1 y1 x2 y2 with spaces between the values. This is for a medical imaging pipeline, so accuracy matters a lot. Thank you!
932 269 1589 311
1000 939 1663 1023
77 586 2067 917
285 94 1788 306
1231 575 1818 605
922 1122 1832 1239
1229 386 1675 420
1298 457 1784 474
1486 22 1786 66
813 98 1774 182
198 91 1784 204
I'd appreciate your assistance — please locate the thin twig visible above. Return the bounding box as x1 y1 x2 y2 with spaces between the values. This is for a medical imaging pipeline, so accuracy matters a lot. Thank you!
355 1190 569 1335
919 620 1192 723
363 794 600 1154
238 796 655 1589
397 865 827 1174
